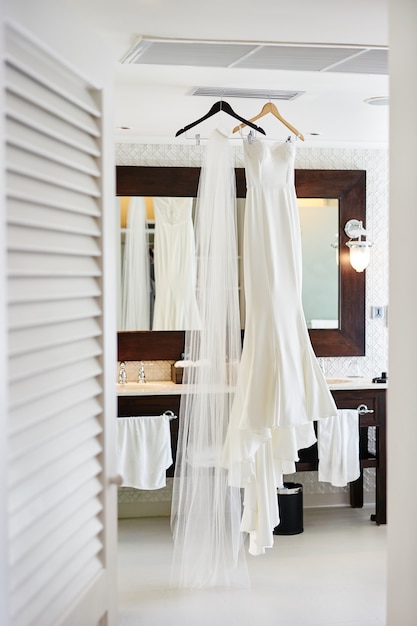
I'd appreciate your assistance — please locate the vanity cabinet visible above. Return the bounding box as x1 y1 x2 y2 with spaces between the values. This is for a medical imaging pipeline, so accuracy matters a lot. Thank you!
297 388 387 525
117 386 386 524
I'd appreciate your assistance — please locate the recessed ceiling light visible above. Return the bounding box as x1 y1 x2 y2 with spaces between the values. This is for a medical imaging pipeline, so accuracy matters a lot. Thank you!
364 97 389 106
307 131 322 136
117 126 133 130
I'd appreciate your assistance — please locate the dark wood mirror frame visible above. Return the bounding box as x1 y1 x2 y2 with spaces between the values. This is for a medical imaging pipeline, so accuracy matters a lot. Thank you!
116 166 366 359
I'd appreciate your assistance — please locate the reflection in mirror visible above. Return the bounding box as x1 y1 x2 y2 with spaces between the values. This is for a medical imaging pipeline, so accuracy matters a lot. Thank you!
152 197 200 330
119 197 150 330
119 196 201 331
118 196 339 331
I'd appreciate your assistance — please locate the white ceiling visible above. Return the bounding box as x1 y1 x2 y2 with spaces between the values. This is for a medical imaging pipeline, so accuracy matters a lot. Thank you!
62 0 389 147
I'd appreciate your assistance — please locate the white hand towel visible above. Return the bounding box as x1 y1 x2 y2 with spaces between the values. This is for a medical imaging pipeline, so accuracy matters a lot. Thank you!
117 415 174 490
318 409 360 487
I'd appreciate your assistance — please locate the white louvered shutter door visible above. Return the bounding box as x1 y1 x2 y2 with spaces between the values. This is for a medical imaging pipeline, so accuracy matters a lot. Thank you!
2 6 118 626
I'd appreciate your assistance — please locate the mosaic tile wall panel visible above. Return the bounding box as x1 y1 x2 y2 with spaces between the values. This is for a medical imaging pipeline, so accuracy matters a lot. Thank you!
116 142 388 503
117 360 173 383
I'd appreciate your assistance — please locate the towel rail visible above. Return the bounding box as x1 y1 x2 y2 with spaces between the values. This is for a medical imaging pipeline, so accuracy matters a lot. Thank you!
117 410 177 420
356 404 374 414
163 410 177 420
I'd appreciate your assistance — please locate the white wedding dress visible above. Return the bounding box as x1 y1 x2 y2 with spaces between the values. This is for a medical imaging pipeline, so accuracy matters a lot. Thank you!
152 196 200 330
223 138 338 555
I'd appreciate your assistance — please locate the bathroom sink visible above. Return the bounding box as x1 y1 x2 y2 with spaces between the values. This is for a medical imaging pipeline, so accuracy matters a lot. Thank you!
325 377 352 384
116 380 178 395
117 381 173 389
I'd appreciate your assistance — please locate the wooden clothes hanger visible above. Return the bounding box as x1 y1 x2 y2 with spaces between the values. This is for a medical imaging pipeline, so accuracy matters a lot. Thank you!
232 101 305 141
175 100 266 137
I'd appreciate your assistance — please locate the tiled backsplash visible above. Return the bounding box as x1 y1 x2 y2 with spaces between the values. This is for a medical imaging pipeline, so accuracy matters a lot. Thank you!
117 360 173 383
116 141 388 510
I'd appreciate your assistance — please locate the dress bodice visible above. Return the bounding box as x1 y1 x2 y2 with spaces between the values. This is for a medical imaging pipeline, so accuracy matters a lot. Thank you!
243 139 296 189
153 196 193 226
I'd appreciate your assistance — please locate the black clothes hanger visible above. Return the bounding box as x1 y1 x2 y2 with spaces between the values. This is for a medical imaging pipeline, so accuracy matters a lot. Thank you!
175 100 266 137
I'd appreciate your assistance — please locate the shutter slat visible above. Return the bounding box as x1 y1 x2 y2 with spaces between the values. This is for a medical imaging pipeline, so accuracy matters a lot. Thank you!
8 197 100 235
20 557 102 626
6 91 100 156
9 378 102 435
5 29 101 117
8 276 101 303
11 538 102 619
7 145 101 196
9 297 101 330
11 515 103 592
9 397 102 458
9 357 102 409
9 458 102 528
6 64 100 136
6 117 100 176
36 559 103 626
9 337 102 381
9 416 101 470
10 422 102 486
8 224 101 256
9 432 101 494
9 478 102 542
8 318 101 357
10 447 101 513
7 171 100 216
10 496 102 565
8 251 101 278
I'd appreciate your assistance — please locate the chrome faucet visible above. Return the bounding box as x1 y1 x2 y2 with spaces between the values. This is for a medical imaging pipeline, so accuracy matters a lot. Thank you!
138 361 146 384
118 361 127 384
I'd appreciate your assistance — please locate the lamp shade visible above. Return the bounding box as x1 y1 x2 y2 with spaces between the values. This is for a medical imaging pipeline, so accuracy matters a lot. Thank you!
347 241 371 272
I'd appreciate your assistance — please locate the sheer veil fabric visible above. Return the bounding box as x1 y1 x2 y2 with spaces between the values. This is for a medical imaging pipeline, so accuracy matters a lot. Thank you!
170 128 249 588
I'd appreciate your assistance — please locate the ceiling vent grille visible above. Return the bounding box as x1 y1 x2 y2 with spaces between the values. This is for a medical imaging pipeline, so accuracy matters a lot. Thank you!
189 87 304 100
121 37 388 76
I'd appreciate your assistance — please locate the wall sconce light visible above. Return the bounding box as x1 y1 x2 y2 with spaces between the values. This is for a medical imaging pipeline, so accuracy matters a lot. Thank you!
344 219 373 272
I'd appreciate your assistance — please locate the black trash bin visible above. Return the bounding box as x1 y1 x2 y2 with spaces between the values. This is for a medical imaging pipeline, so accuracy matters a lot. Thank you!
273 482 303 535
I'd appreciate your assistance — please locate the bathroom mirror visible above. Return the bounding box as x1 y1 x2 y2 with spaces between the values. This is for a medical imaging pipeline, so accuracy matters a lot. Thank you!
119 195 339 331
116 166 366 357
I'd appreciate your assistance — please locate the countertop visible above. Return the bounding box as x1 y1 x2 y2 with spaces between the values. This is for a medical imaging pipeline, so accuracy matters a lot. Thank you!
116 377 388 396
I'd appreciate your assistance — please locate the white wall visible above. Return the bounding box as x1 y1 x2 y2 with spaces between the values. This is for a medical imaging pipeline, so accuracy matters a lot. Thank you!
387 0 417 623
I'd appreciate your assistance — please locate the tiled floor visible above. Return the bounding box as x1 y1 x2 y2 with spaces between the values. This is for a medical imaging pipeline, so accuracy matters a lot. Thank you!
117 505 386 626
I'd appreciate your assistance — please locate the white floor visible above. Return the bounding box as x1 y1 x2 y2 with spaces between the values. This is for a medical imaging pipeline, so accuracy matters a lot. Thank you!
117 505 386 626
